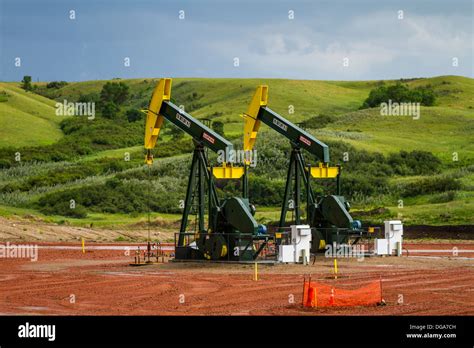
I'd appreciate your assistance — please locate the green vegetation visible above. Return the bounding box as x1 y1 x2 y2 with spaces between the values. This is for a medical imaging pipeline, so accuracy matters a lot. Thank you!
21 76 32 91
400 175 461 197
361 82 436 108
299 114 334 129
212 120 225 136
46 81 68 89
0 75 472 227
0 82 64 148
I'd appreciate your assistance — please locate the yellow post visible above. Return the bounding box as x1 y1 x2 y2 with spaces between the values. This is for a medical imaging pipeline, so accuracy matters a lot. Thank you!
254 262 258 281
334 258 338 279
314 288 318 308
81 238 85 254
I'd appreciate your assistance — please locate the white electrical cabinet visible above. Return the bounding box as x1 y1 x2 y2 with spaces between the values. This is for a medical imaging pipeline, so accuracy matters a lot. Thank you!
373 220 403 256
374 239 388 255
385 220 403 256
278 225 312 263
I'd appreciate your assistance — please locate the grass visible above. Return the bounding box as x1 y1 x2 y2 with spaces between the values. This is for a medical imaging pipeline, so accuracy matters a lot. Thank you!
0 83 67 147
0 203 181 229
0 75 473 227
253 192 474 226
39 75 474 161
385 195 474 226
318 106 474 162
80 145 143 162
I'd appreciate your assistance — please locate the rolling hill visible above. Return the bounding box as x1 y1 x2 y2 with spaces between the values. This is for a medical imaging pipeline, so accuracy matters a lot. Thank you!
27 75 474 160
0 75 472 229
0 83 67 148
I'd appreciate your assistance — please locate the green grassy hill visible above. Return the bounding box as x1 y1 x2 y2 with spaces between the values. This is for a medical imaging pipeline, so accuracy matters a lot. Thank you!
0 75 472 229
0 83 66 147
31 75 474 156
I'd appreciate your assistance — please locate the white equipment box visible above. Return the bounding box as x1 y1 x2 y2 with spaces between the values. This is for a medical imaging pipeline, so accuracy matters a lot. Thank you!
374 220 403 256
374 239 388 255
278 225 312 263
385 220 403 256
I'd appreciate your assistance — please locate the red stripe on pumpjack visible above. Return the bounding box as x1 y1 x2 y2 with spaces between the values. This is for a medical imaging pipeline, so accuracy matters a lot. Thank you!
299 135 311 146
203 133 215 144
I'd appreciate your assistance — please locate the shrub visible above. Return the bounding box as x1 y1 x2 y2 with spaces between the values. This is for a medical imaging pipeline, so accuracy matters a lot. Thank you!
78 93 99 104
0 159 11 169
361 82 436 108
21 76 32 91
40 200 88 218
387 150 441 175
429 191 457 204
100 82 130 105
341 174 389 198
400 176 461 197
126 108 143 122
247 177 285 206
299 114 334 129
212 121 225 136
37 176 187 216
100 101 120 119
46 81 68 89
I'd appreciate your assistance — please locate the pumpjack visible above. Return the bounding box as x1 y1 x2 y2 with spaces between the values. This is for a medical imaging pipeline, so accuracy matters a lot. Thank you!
144 78 270 261
242 85 363 251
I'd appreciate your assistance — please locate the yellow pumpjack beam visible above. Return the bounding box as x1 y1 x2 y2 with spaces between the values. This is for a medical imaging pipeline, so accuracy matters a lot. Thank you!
143 78 243 179
243 85 339 179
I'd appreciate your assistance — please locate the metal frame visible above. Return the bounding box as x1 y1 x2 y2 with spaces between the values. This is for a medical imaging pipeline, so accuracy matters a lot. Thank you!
174 232 276 262
144 78 248 251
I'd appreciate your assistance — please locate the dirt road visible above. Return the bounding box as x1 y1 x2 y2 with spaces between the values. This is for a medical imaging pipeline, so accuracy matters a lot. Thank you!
0 242 472 315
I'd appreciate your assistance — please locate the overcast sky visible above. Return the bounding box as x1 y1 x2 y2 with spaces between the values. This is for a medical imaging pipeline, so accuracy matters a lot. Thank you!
1 0 472 81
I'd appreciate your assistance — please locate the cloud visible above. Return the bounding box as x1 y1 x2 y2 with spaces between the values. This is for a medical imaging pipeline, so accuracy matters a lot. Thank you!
1 1 471 81
202 10 472 79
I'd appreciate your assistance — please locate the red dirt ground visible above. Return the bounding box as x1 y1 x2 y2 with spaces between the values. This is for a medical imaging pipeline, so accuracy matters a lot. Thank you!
0 242 473 315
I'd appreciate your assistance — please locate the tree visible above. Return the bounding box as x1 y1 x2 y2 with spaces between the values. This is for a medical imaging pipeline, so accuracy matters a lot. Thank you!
126 108 143 122
21 76 32 91
361 82 436 108
101 101 120 119
46 81 68 89
100 82 129 105
78 92 99 104
417 87 435 106
212 121 225 136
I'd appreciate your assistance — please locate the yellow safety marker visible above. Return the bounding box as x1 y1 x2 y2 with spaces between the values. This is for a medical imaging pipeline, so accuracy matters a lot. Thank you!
81 238 85 254
254 262 258 281
334 258 338 279
319 239 326 250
